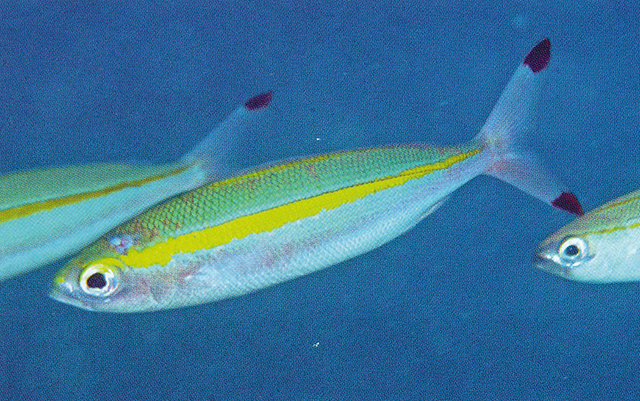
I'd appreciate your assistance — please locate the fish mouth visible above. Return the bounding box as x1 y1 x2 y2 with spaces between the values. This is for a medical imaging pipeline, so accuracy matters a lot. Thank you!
532 252 568 278
49 280 90 310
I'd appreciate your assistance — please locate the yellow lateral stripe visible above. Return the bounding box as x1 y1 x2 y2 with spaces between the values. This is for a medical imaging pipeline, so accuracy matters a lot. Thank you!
0 165 191 224
573 193 640 237
599 221 640 235
581 219 640 237
204 146 437 188
121 147 483 268
592 193 640 214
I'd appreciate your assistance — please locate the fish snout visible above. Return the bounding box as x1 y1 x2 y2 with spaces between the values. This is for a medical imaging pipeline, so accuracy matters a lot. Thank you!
532 249 568 278
49 279 86 309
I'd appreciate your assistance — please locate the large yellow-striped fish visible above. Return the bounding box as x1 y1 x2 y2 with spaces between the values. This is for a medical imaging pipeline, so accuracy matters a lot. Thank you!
0 92 272 281
51 39 583 312
535 189 640 283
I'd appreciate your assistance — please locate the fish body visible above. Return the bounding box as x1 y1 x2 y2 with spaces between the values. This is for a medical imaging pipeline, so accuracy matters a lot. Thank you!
51 39 582 312
0 92 272 281
535 189 640 283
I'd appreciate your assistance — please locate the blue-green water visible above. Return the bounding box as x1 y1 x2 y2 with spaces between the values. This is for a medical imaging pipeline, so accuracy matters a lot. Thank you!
1 1 639 400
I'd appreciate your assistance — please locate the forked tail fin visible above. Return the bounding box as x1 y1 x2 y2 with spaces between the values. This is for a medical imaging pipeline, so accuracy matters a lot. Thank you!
475 39 583 216
182 91 273 182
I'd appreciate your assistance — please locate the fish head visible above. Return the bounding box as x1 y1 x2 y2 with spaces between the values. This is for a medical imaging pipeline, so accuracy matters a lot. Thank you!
50 238 162 313
534 218 640 283
534 231 599 282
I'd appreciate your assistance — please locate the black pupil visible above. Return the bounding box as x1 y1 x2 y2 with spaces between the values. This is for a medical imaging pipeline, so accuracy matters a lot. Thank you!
86 272 107 289
564 244 580 256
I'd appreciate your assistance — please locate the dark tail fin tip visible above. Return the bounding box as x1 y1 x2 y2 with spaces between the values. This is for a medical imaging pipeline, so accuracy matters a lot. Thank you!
244 91 273 111
552 192 584 216
524 38 551 73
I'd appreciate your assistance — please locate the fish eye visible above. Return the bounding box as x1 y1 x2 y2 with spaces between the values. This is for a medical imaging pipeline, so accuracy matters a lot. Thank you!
558 237 589 262
79 261 120 297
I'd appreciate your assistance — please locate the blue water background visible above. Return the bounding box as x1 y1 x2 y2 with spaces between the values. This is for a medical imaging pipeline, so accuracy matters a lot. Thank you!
1 1 639 400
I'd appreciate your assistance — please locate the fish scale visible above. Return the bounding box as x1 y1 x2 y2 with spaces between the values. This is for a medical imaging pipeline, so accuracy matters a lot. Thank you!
0 91 273 281
102 144 480 271
51 39 584 312
122 145 467 241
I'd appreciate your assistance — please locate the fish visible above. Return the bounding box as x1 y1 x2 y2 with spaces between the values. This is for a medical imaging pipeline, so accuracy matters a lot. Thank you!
51 39 583 312
534 189 640 283
0 91 272 281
